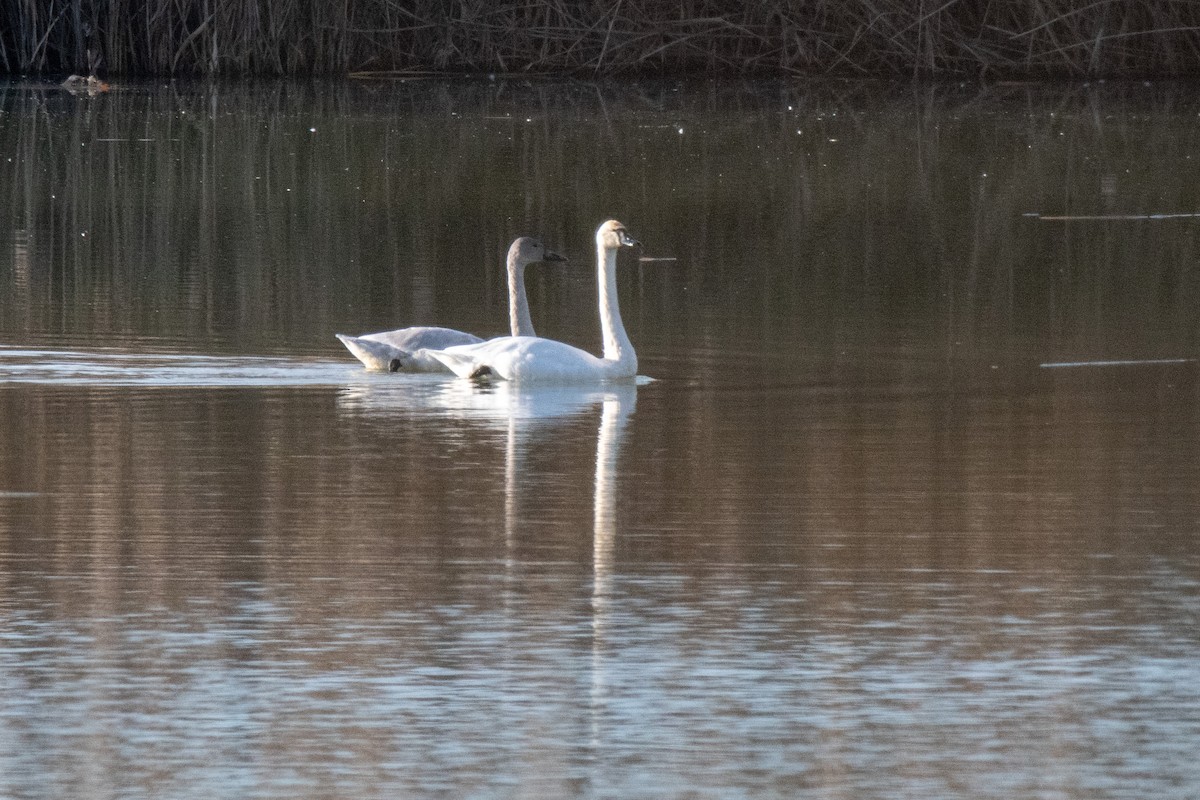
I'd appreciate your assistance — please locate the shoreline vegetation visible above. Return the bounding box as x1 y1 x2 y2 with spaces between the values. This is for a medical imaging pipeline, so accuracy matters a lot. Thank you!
2 1 1200 79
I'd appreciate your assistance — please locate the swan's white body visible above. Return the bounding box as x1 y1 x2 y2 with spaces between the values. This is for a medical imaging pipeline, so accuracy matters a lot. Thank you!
425 220 641 384
336 237 564 372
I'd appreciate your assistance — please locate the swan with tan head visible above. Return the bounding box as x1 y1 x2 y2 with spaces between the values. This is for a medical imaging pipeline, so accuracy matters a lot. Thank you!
424 220 641 383
336 236 566 372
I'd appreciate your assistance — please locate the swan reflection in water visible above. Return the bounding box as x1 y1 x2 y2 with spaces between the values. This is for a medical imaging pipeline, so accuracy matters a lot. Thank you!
335 372 645 421
485 379 638 747
587 384 636 747
336 375 638 746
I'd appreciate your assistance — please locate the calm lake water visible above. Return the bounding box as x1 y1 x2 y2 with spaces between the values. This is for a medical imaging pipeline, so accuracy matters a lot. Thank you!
1 77 1199 799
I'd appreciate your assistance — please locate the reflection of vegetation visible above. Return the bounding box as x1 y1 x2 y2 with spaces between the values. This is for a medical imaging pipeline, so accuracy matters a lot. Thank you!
0 80 1197 363
3 2 1200 78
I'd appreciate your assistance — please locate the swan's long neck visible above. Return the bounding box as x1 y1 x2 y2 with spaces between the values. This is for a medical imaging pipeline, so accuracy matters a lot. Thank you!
508 253 534 337
597 239 635 372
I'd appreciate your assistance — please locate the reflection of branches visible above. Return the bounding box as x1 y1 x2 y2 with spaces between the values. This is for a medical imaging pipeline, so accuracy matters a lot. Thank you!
0 80 1197 361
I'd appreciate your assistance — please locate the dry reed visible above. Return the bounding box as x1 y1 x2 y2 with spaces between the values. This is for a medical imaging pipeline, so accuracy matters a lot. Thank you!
1 1 1199 78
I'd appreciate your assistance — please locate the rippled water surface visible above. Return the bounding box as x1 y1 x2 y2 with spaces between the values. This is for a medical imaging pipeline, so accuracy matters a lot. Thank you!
1 78 1199 799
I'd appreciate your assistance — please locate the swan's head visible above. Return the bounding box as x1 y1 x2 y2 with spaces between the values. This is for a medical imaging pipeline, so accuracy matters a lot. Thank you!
510 236 568 267
596 220 640 250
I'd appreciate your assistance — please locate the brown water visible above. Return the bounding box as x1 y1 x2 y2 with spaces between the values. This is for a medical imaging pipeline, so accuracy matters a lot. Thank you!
1 78 1198 799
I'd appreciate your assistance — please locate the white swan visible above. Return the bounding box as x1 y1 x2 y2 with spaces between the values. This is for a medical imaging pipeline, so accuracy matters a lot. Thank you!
424 220 641 383
335 237 566 372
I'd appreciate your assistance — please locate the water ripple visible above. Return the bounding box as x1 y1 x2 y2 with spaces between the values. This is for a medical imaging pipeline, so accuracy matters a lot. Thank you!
0 348 356 388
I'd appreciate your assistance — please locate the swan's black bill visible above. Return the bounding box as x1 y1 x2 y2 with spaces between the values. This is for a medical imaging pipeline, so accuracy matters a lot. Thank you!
543 250 568 263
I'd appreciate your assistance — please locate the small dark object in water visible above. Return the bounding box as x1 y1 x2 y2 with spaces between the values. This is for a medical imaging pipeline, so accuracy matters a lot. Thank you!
388 358 403 373
469 365 494 380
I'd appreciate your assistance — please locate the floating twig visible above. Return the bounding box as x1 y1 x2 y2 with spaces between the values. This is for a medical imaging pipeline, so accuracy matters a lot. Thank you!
1039 358 1196 369
1027 212 1200 221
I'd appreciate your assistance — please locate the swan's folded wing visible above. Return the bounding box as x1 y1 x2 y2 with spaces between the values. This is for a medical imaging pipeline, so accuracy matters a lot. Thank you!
364 327 483 351
336 334 406 371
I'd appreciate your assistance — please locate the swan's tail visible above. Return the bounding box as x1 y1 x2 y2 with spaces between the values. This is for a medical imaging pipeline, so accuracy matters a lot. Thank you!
421 348 487 379
336 334 407 372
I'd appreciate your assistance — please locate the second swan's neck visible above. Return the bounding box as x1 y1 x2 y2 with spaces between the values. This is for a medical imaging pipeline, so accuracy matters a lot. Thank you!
597 241 635 372
508 253 534 337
